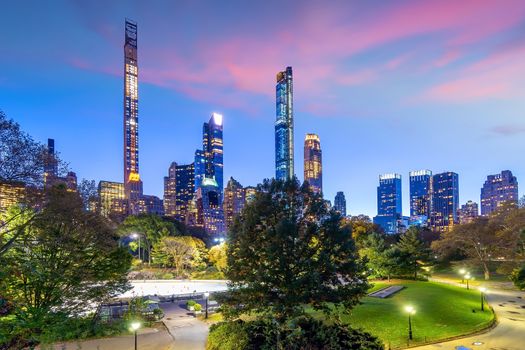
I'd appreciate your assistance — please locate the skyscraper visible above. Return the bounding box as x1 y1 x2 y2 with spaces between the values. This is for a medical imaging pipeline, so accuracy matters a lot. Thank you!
373 173 402 234
304 133 322 194
196 178 225 235
223 177 246 231
203 113 224 197
430 172 459 232
480 170 519 215
98 181 127 219
44 138 58 187
275 66 294 181
164 162 195 221
409 170 432 222
334 191 346 217
458 200 479 224
123 19 143 209
163 162 178 218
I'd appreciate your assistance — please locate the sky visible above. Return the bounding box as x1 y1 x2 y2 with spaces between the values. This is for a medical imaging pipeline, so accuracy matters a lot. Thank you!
1 0 524 217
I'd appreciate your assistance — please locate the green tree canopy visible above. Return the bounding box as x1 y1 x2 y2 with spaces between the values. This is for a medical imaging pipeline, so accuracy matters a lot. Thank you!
0 187 131 346
222 178 368 321
396 227 432 279
151 236 207 276
209 243 228 272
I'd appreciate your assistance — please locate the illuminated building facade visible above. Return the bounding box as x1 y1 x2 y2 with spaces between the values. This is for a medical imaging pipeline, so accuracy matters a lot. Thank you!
480 170 519 215
409 170 432 224
123 19 143 210
459 200 479 224
98 181 127 219
0 181 26 213
275 66 294 181
196 178 225 235
334 191 346 216
245 186 257 203
137 195 164 216
163 162 178 217
303 133 322 194
430 172 459 232
223 177 246 230
373 173 402 234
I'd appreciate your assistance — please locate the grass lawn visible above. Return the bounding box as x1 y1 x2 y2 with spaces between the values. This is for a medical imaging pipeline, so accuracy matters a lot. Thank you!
334 280 494 349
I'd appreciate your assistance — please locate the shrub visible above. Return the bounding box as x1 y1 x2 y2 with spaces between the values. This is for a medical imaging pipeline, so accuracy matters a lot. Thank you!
194 303 202 312
187 300 196 308
206 320 248 350
206 316 383 350
161 272 174 279
511 265 525 290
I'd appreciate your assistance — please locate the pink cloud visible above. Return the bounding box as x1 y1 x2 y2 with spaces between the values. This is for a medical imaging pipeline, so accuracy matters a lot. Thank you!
69 0 525 116
490 125 525 136
421 44 525 102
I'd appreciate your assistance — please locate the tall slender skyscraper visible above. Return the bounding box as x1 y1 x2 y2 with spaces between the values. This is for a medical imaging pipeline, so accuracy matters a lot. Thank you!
373 173 402 234
304 133 322 194
123 19 143 208
334 191 347 216
430 172 459 232
203 113 224 197
480 170 519 215
409 170 432 221
275 66 294 181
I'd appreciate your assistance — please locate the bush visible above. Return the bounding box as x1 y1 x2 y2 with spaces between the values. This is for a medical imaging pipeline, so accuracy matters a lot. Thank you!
194 303 202 312
206 316 383 350
206 320 248 350
511 265 525 290
161 272 174 279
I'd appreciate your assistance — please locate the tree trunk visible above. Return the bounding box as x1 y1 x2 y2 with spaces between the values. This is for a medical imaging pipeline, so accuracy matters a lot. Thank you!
482 261 490 280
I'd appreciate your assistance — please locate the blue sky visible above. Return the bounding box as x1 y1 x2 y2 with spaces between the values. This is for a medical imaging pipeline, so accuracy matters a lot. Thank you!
1 0 524 216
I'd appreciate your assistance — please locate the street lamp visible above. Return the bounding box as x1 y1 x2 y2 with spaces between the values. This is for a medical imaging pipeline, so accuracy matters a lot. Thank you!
479 287 487 311
130 321 141 350
464 273 471 290
405 306 416 341
459 269 466 283
204 292 210 319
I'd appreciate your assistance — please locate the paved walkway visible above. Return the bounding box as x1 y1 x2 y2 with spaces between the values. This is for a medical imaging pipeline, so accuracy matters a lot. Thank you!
413 279 525 350
55 301 209 350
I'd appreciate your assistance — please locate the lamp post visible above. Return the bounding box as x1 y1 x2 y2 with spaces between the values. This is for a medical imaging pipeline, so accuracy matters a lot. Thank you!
459 269 466 283
464 273 471 290
479 287 487 311
204 292 210 319
130 321 141 350
405 306 416 341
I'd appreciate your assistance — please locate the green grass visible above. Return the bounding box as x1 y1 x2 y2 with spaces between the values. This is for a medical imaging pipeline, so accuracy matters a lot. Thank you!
334 280 494 348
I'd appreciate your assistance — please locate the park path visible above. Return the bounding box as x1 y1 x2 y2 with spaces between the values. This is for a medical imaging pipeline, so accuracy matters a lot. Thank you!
53 302 209 350
413 278 525 350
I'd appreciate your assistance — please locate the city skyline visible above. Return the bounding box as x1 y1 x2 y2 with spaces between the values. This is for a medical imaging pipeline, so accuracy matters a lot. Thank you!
2 1 525 217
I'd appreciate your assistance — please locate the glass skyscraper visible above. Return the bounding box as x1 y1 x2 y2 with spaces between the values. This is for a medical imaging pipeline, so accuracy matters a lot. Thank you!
373 173 402 234
430 172 459 232
275 66 294 181
164 162 195 221
304 133 322 194
409 170 432 222
480 170 519 215
123 19 143 208
334 191 346 217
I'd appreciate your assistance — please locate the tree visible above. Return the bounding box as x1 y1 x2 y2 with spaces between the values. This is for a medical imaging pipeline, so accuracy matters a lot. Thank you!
151 236 206 276
342 215 383 244
209 243 228 272
359 232 400 281
77 178 98 210
118 214 179 263
0 111 70 257
222 178 368 322
0 187 131 346
397 227 432 279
